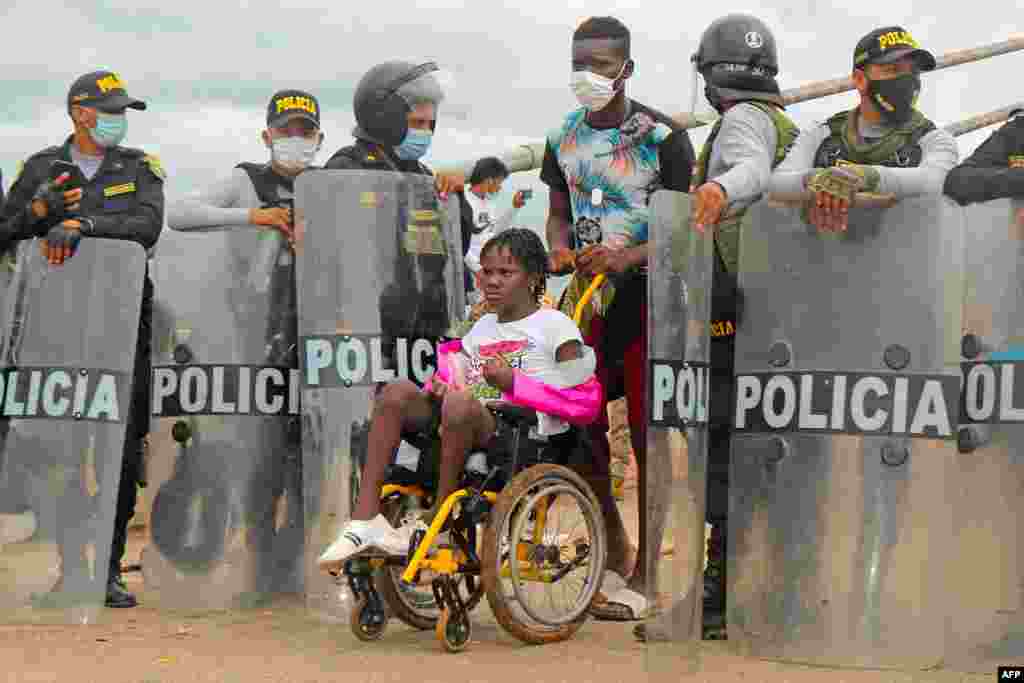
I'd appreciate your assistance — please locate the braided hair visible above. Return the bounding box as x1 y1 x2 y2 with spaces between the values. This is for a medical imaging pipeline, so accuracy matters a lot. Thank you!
479 228 548 303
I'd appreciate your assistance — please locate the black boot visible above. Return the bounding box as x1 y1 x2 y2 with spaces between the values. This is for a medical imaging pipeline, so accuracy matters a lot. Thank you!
105 572 137 608
702 522 726 640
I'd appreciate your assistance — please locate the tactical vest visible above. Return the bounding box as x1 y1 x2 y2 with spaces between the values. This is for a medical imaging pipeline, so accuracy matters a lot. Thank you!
694 101 799 275
235 163 294 206
694 102 799 344
693 100 799 189
812 109 935 169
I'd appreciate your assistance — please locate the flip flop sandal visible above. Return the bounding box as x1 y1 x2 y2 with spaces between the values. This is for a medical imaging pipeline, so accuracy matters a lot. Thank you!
593 570 628 605
589 586 650 622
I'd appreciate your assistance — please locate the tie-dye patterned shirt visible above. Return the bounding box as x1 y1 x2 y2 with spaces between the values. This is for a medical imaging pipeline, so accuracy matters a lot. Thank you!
540 100 695 248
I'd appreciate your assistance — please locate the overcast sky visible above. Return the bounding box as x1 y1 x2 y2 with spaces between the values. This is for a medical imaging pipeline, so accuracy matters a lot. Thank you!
0 0 1019 230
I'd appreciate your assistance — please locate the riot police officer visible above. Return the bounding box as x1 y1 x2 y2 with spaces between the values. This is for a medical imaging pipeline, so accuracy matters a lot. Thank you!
0 70 164 608
944 108 1024 212
768 26 958 231
169 89 323 236
322 60 460 346
637 14 801 643
324 60 463 193
165 90 322 595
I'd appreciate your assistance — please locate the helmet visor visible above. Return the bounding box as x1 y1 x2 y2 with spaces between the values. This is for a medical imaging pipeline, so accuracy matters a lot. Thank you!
689 64 718 125
394 65 455 109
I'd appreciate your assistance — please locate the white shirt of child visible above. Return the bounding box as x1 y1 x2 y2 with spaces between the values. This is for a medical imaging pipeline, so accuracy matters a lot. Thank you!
460 308 584 436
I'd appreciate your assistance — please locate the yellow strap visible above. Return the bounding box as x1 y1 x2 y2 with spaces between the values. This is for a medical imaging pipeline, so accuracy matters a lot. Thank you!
573 273 606 326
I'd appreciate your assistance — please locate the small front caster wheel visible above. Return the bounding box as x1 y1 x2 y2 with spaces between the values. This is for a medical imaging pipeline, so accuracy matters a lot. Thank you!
350 595 387 642
436 607 471 653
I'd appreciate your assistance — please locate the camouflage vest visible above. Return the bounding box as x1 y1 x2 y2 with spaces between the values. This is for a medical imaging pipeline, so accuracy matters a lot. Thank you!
694 101 799 275
812 108 935 169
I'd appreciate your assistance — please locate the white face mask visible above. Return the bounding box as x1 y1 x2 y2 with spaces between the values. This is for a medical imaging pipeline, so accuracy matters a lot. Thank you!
270 136 319 172
570 63 625 111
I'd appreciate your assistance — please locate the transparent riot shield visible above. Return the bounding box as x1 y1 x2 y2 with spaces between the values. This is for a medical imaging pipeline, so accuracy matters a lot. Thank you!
643 191 713 673
954 198 1024 673
0 238 144 623
144 226 302 608
295 170 462 620
728 196 964 669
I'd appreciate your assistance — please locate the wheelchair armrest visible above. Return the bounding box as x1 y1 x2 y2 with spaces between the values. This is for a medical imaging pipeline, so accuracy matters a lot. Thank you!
489 402 538 427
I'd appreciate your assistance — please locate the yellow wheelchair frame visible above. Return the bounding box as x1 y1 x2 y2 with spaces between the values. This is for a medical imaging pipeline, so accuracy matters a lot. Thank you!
345 457 606 653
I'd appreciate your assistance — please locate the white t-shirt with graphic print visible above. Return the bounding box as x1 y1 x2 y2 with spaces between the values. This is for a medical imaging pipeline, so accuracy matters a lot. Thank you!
459 308 584 436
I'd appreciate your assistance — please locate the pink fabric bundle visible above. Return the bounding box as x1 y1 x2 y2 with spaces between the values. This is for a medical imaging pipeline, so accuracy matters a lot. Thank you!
424 339 602 426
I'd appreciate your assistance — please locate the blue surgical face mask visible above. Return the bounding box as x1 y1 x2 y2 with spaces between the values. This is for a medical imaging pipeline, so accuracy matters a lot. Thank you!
91 111 128 148
395 128 432 160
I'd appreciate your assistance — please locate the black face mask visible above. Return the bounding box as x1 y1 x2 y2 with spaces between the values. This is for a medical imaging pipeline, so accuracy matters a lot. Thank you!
867 72 921 125
704 84 725 114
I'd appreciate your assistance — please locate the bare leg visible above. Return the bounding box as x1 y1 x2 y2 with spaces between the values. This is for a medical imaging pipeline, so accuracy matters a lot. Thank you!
625 319 669 601
427 390 496 521
351 380 435 522
579 424 635 578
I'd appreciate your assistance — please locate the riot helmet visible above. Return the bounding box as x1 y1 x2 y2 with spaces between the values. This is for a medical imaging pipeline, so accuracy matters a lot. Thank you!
352 61 449 148
691 14 783 113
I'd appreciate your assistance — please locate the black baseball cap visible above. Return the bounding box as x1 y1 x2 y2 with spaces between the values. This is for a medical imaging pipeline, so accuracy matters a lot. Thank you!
67 71 147 112
267 90 320 129
853 27 937 71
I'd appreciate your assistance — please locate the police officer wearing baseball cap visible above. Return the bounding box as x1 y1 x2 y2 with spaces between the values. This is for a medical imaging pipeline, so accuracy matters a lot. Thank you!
0 69 164 608
169 89 324 239
767 26 958 232
166 91 323 596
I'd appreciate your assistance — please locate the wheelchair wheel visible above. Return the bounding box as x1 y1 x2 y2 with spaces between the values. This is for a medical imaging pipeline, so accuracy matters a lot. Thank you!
375 495 484 631
481 464 606 645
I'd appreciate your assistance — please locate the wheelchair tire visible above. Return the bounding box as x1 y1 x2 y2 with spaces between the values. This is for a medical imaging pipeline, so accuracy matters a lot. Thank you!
375 496 484 631
481 464 607 645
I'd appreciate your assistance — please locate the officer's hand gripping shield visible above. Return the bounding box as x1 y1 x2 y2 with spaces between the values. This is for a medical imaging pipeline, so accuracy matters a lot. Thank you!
0 239 144 623
727 196 965 669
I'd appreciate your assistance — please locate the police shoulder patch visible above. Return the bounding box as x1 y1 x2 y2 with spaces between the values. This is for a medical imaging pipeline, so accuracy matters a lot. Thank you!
143 153 166 180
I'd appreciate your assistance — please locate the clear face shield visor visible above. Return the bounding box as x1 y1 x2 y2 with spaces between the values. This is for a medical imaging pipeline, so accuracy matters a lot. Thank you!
688 59 719 125
393 65 457 126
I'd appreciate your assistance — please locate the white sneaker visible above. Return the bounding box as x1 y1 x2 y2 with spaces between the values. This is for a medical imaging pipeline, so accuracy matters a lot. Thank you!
317 515 409 570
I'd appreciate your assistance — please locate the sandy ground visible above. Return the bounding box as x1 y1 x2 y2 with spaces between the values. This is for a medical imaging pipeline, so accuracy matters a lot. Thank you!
0 580 996 683
0 405 1002 682
0 508 999 683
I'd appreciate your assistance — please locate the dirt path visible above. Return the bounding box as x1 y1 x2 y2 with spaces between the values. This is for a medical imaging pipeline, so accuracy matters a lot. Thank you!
0 595 994 683
0 459 1000 682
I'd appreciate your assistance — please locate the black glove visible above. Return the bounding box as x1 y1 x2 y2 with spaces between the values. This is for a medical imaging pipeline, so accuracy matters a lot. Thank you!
43 222 82 254
30 179 68 226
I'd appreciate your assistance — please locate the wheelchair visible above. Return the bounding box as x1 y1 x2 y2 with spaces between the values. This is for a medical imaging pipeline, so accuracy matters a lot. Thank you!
338 403 608 652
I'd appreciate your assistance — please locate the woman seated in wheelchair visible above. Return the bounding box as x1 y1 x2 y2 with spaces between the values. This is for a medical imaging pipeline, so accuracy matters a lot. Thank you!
318 228 602 571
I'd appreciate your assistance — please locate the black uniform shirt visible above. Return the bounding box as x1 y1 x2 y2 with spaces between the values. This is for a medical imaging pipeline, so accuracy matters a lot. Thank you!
944 114 1024 206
